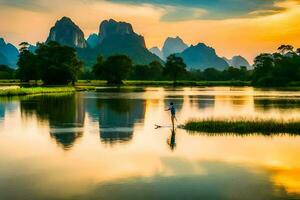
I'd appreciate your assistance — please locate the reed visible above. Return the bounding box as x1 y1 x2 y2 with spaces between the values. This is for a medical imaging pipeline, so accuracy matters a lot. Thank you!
183 119 300 134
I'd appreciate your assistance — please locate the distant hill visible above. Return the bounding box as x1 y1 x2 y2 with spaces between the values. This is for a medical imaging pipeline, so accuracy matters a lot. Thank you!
78 19 162 67
46 17 87 48
86 33 101 48
0 38 19 68
45 17 162 67
0 52 9 66
177 43 229 70
162 36 188 60
224 55 251 68
149 47 163 60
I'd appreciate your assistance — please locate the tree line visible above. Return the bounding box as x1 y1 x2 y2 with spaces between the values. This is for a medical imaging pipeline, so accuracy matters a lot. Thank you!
0 42 299 86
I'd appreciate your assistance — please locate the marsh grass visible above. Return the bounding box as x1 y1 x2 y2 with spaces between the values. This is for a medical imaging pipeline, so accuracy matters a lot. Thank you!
0 87 76 96
183 119 300 134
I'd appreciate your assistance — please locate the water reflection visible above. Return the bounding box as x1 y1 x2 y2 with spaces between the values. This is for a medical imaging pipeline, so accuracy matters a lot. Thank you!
20 94 85 150
167 129 176 151
95 98 146 145
0 87 300 200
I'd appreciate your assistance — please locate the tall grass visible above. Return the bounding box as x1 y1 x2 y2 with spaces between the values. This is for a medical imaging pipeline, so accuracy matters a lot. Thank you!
183 119 300 134
0 87 76 96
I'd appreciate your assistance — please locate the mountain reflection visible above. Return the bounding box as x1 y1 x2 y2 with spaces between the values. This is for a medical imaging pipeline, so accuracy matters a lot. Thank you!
95 98 146 145
20 94 85 150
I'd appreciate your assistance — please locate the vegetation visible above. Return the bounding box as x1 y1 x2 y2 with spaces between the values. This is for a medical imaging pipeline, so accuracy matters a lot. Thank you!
93 55 132 84
0 65 14 79
0 87 76 96
7 42 300 87
16 41 83 85
164 54 187 84
183 119 300 134
252 44 300 86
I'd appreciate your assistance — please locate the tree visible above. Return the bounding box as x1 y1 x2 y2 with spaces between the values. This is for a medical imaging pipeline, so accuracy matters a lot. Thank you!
35 42 83 85
203 68 222 81
101 55 132 84
92 56 104 79
164 54 187 84
149 61 163 80
278 44 294 54
131 65 150 80
16 42 39 83
252 53 274 86
0 65 14 79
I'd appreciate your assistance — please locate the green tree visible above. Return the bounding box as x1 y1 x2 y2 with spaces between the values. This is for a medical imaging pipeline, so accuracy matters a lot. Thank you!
164 54 187 84
252 53 274 86
149 61 163 80
0 65 14 79
101 55 133 84
36 42 83 85
278 44 294 54
92 56 104 79
131 65 150 80
16 42 39 83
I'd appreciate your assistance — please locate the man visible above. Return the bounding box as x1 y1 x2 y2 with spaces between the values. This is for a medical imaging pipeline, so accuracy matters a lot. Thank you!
166 102 176 130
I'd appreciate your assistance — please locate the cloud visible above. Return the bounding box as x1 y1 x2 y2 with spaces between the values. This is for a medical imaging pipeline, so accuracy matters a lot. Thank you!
0 0 47 11
106 0 294 21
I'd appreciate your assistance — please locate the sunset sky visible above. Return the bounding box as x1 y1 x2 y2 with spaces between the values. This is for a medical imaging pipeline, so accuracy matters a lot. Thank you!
1 0 300 62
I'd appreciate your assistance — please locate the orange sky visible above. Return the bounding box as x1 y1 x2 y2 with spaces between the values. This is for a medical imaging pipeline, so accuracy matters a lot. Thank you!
1 0 300 63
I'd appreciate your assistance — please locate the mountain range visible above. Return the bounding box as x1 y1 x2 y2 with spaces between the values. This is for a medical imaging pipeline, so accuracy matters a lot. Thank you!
0 16 250 70
0 38 19 68
178 43 229 70
223 56 251 68
150 36 188 60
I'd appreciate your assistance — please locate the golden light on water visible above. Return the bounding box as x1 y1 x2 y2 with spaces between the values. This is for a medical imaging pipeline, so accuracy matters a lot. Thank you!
0 87 300 198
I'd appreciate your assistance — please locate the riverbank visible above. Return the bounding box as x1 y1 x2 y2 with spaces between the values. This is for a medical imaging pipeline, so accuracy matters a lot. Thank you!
0 87 78 96
183 119 300 134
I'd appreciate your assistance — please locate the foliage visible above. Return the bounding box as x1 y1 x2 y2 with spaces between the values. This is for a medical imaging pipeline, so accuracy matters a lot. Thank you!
16 41 83 85
95 55 133 84
164 54 187 84
17 42 39 83
0 65 14 79
36 42 83 85
252 45 300 86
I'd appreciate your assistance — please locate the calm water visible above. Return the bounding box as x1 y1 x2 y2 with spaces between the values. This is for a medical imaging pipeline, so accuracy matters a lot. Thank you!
1 87 300 200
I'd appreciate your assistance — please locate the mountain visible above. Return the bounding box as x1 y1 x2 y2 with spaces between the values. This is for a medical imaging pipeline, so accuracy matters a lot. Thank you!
0 38 19 67
149 47 163 60
46 17 87 48
177 43 229 70
224 55 251 68
0 52 9 66
84 19 162 66
86 33 101 48
162 36 188 60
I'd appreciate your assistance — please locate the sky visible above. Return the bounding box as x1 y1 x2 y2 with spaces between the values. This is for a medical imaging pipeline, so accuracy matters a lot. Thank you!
1 0 300 63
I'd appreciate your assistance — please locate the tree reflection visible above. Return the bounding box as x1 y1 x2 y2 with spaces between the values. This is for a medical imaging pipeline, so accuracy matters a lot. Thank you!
96 98 145 146
20 94 85 150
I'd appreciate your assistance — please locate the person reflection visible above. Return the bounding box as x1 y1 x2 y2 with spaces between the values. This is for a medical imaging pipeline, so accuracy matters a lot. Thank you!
167 128 176 151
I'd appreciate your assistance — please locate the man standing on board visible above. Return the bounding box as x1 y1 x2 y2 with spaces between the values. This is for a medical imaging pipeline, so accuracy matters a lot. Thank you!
166 102 176 130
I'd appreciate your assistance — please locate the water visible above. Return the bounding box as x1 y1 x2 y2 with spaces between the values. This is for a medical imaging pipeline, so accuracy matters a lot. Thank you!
0 87 300 200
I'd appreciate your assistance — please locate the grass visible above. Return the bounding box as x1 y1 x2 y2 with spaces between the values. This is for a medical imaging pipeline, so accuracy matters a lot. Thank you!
76 80 251 87
182 119 300 134
0 87 77 96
